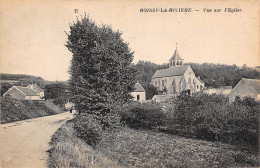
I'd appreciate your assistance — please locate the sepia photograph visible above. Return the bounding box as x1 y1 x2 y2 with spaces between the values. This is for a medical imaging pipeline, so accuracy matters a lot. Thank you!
0 0 259 167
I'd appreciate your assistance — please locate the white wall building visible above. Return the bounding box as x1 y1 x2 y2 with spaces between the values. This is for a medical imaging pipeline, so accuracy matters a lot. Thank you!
3 86 42 100
131 82 146 102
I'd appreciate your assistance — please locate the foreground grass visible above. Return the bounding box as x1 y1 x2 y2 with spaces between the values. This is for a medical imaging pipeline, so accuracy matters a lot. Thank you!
48 121 259 168
47 120 122 168
99 128 259 168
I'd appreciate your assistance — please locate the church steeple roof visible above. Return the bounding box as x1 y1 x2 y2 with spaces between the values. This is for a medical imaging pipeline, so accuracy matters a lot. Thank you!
169 44 183 61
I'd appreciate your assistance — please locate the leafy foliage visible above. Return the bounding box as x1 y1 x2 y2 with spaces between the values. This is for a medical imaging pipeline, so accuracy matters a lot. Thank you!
74 114 103 146
119 93 259 148
44 82 69 107
0 83 15 96
142 84 158 100
66 15 135 116
74 112 121 146
132 61 168 85
0 73 45 88
120 102 166 129
190 63 260 87
66 15 135 146
165 93 260 148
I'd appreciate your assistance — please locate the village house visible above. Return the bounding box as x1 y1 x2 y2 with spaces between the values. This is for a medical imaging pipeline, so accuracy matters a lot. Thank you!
151 46 204 95
203 86 232 95
27 84 44 98
131 82 146 102
228 78 260 102
3 84 44 100
152 94 176 102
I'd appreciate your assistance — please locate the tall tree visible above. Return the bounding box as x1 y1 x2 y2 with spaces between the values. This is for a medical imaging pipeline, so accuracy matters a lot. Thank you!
66 15 135 116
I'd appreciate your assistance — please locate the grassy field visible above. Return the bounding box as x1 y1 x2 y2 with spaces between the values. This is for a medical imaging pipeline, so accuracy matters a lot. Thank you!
99 128 258 168
48 120 259 168
0 97 64 123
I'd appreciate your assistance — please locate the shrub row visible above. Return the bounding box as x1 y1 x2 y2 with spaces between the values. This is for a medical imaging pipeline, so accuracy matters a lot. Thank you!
119 102 166 129
167 94 259 148
119 93 260 149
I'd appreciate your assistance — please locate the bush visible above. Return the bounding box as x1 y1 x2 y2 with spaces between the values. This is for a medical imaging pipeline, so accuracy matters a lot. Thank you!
74 110 121 147
53 97 68 107
74 114 103 146
120 102 166 129
165 93 260 148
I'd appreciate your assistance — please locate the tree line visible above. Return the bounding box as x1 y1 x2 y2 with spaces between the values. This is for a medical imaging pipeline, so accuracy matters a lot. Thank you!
190 63 260 87
131 61 260 99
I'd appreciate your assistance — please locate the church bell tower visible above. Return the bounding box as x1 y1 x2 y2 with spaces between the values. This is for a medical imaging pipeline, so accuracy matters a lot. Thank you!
169 43 184 67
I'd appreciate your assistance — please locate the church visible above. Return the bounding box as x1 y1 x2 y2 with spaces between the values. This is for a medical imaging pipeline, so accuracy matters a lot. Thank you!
151 46 205 95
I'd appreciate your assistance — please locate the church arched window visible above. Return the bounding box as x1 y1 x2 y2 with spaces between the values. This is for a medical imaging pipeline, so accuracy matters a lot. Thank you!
173 61 175 65
180 61 183 65
177 61 179 65
172 79 176 92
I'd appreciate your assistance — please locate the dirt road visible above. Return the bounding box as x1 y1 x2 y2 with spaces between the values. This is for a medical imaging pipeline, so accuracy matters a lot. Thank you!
0 112 73 168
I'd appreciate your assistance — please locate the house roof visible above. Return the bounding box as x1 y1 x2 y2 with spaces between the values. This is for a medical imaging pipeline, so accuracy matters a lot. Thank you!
240 78 260 93
16 86 38 96
133 82 145 92
152 94 175 102
152 65 189 79
197 77 204 83
27 84 44 92
229 78 260 97
206 86 232 89
169 48 183 61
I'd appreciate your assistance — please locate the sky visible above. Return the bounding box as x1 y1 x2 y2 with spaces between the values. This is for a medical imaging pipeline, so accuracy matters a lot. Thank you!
0 0 259 81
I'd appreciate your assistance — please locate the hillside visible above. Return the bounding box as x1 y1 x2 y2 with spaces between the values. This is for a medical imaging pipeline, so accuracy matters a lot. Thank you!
0 73 45 87
0 97 64 123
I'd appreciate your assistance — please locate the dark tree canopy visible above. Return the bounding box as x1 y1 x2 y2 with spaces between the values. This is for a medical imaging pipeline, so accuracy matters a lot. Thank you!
44 82 69 106
142 84 158 100
0 73 45 88
189 63 260 87
66 15 135 115
132 61 168 85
